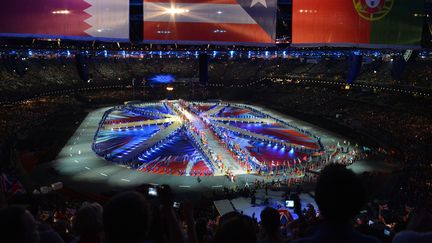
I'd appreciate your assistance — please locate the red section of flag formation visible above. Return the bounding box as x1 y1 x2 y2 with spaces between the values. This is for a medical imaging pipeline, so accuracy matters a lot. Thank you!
144 22 273 44
143 0 276 44
292 0 371 44
0 0 91 37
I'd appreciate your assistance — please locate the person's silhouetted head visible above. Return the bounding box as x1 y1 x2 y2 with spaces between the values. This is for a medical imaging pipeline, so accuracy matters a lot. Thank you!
260 207 280 234
103 191 151 243
196 217 209 243
215 212 257 243
315 164 366 224
0 205 39 243
406 208 432 232
74 202 103 238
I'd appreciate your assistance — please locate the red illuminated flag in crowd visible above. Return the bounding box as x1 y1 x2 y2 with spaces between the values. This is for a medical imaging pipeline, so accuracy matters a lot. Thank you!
0 173 26 198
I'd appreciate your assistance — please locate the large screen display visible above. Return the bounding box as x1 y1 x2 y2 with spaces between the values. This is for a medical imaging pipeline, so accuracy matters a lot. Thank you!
143 0 277 45
0 0 129 40
292 0 424 48
147 74 176 85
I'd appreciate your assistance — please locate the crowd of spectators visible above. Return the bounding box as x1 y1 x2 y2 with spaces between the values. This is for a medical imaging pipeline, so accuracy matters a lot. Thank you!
232 83 432 212
0 51 431 242
1 164 431 243
1 52 432 102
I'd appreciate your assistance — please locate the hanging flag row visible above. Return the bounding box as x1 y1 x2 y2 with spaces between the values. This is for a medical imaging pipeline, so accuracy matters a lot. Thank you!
0 0 278 45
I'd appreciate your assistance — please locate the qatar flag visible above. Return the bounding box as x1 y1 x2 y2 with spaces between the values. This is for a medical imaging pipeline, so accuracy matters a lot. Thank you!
0 0 129 40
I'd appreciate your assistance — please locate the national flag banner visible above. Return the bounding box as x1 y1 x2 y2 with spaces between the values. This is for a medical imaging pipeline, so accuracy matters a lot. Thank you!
143 0 277 45
0 0 129 40
0 173 26 198
292 0 424 48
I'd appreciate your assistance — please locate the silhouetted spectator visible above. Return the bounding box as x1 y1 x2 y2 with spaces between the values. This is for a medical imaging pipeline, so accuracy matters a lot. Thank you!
293 164 381 243
196 217 211 243
392 209 432 243
0 205 39 243
103 191 151 243
37 221 66 243
72 202 104 243
259 207 283 243
214 212 257 243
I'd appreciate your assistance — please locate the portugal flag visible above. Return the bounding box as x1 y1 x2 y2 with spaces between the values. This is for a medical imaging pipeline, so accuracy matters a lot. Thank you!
292 0 424 47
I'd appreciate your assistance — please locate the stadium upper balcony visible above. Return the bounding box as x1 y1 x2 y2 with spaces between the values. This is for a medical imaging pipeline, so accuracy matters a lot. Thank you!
2 37 432 54
1 46 432 61
0 38 276 52
0 47 431 99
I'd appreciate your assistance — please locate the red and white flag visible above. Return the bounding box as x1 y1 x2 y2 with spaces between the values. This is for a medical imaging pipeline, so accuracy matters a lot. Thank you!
143 0 277 45
0 0 129 40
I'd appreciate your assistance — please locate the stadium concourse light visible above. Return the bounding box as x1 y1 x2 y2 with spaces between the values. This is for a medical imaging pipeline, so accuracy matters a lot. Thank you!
164 8 190 15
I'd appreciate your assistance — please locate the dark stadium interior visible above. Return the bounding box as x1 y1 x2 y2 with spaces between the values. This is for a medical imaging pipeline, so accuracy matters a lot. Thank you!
1 1 432 243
